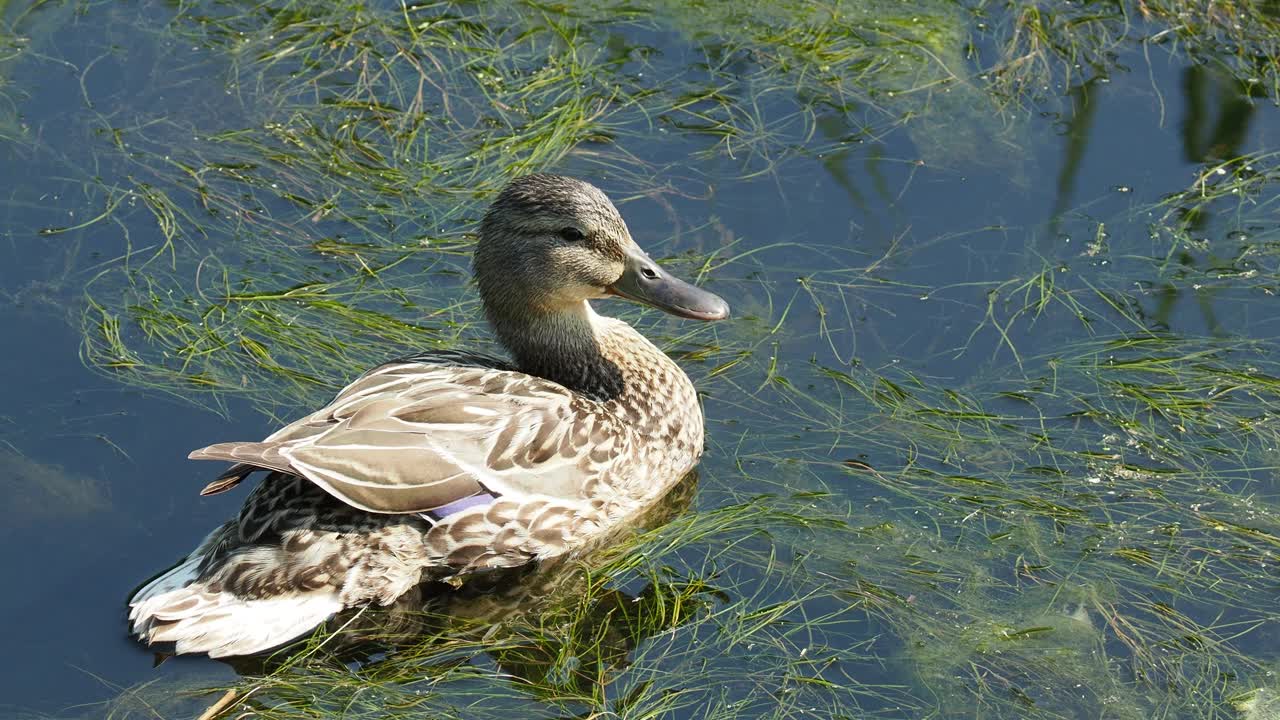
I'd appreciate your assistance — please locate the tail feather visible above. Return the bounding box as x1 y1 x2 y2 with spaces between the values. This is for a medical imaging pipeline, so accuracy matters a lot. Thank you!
129 554 343 658
189 442 295 476
199 463 263 496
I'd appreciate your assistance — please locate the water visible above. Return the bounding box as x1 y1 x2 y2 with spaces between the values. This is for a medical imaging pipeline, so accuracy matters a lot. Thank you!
2 1 1279 717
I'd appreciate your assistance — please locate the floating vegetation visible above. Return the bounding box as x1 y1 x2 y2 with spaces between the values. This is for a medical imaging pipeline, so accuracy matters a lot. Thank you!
4 0 1280 718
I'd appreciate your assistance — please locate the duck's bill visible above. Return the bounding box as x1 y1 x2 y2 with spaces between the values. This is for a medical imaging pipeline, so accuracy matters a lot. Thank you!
607 245 730 321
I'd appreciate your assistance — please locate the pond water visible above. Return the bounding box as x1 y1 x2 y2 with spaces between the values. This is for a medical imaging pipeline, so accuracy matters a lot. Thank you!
3 1 1279 718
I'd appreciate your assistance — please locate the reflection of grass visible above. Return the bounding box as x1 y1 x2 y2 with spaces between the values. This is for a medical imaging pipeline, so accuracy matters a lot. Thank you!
984 0 1280 105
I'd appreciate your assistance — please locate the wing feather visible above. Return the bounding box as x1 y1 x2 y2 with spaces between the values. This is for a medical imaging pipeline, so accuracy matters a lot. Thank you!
188 359 628 514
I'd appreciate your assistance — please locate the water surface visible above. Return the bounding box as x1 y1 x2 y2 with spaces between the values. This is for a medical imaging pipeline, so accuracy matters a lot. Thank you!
2 1 1279 717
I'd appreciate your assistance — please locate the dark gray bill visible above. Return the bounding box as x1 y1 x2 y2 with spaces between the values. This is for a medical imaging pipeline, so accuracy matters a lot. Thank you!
607 245 729 321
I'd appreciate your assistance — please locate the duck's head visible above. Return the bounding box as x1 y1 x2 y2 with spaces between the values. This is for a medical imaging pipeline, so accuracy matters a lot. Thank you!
474 174 729 323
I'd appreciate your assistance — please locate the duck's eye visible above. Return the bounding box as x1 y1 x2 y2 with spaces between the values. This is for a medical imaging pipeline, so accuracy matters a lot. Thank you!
559 227 586 243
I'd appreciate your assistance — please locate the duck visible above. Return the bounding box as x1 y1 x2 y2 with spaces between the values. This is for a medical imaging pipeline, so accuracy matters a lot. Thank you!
127 174 729 658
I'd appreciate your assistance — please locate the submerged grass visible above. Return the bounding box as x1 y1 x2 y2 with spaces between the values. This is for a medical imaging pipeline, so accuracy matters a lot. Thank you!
55 0 1280 412
5 0 1280 718
54 0 1027 419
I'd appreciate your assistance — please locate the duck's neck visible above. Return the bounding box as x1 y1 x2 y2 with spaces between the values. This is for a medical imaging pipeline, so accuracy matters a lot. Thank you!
488 301 626 401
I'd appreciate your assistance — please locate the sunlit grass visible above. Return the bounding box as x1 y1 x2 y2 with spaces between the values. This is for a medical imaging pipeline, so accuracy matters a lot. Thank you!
5 0 1280 718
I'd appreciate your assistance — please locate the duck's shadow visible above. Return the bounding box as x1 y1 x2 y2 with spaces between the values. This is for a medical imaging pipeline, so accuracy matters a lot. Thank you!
213 471 719 694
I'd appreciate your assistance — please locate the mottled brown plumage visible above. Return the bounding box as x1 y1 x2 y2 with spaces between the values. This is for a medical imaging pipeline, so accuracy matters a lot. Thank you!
128 174 728 658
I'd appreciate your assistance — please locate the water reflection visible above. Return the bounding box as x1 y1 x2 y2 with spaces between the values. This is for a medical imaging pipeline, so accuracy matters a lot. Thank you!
1050 77 1102 228
1141 64 1263 335
0 448 112 525
1181 64 1257 164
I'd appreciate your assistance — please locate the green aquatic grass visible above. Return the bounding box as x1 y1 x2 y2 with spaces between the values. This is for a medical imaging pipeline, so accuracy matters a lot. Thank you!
6 0 1280 718
1146 150 1280 302
96 321 1280 718
691 335 1280 716
102 277 1280 719
61 0 1010 414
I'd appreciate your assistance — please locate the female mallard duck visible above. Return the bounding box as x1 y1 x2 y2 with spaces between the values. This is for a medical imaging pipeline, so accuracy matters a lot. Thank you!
128 174 728 658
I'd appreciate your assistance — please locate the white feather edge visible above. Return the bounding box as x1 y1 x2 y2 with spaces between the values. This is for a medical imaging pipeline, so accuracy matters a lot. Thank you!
129 552 343 658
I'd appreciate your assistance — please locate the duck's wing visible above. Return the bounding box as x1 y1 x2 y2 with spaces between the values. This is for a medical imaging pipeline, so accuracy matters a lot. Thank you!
189 359 627 514
196 350 519 497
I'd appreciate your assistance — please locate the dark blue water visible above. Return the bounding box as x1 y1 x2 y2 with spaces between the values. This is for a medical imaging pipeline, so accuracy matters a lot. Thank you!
2 1 1277 716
